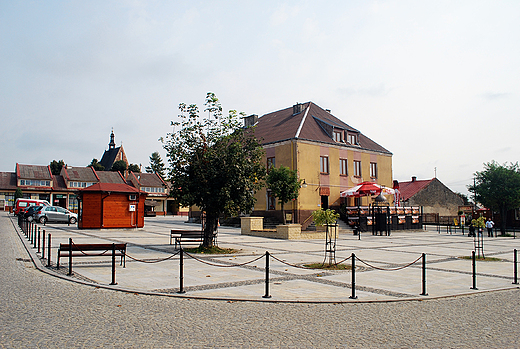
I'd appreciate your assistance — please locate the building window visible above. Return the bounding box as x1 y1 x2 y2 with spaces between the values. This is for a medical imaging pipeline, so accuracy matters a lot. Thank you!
340 159 348 176
20 179 50 187
267 157 275 172
320 156 329 174
267 191 276 210
353 160 361 177
347 134 357 145
333 130 343 142
370 162 378 179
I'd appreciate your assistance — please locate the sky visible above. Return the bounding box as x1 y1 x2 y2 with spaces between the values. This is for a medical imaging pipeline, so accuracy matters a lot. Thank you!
1 1 519 196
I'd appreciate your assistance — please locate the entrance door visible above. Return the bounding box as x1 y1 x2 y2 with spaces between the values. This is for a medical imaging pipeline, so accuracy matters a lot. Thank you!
321 196 329 210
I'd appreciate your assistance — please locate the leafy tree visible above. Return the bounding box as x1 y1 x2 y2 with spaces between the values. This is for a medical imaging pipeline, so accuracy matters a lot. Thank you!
265 165 301 224
14 188 23 200
163 92 266 247
111 160 127 175
468 161 520 235
49 160 65 175
145 151 166 179
128 164 141 173
455 192 471 205
88 158 105 171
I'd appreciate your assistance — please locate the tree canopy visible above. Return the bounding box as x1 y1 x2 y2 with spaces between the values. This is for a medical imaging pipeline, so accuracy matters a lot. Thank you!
163 92 266 246
111 160 127 175
128 164 141 173
145 151 166 179
468 161 520 234
49 160 65 175
88 158 105 171
265 165 301 224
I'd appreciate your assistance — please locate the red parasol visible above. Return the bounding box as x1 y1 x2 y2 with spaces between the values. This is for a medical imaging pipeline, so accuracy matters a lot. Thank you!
340 181 395 198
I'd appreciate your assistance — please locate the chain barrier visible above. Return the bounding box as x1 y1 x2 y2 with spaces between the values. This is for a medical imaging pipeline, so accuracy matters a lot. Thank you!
183 251 265 267
125 250 181 263
355 255 423 271
70 241 111 257
270 253 352 269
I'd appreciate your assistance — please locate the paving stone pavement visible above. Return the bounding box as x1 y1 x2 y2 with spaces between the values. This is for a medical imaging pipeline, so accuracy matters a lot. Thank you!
2 212 520 348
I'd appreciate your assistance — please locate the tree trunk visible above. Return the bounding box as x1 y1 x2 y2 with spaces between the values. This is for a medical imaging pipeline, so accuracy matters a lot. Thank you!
500 206 507 236
281 202 285 225
203 212 218 247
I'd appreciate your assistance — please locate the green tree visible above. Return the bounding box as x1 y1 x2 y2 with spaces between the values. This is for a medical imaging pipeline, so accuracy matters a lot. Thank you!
265 165 301 224
49 159 65 175
14 188 23 200
88 158 105 171
163 92 266 247
111 160 127 176
468 161 520 235
145 151 166 179
128 164 141 173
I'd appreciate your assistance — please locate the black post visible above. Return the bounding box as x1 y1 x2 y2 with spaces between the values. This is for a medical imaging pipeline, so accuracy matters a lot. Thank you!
470 250 478 290
513 249 518 285
420 253 428 296
68 238 73 276
349 253 357 299
33 226 37 248
47 234 51 267
110 243 117 285
263 251 271 298
37 227 40 253
42 230 45 260
177 248 185 294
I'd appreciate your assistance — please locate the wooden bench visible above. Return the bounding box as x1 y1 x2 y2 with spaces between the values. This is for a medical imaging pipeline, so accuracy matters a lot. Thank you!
57 243 127 269
169 229 217 248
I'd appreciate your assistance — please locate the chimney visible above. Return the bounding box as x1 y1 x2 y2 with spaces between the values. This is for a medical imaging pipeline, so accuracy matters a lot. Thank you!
293 103 303 115
243 114 258 127
325 109 331 113
411 176 416 182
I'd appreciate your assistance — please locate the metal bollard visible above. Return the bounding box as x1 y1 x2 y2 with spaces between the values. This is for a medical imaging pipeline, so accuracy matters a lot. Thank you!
263 251 271 298
470 251 478 290
177 248 185 294
33 226 37 248
420 253 428 296
68 238 73 276
349 253 357 299
47 234 51 267
42 230 46 260
110 243 117 285
513 249 518 285
37 228 40 253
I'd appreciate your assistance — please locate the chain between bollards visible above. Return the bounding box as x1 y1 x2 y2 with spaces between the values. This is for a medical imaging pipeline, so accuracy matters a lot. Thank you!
263 251 271 298
470 250 478 290
349 253 357 299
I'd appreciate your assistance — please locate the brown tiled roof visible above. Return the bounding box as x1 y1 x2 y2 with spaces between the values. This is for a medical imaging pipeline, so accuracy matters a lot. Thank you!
137 173 165 187
52 175 68 191
397 179 434 201
252 102 391 154
96 171 126 184
61 166 98 182
80 182 144 194
16 164 53 180
0 172 17 190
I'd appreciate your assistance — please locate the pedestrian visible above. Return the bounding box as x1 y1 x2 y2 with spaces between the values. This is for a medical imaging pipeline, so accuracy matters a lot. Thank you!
486 218 495 237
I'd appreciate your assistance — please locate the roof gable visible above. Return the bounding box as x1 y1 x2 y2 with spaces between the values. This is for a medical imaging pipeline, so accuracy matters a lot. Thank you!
398 179 434 200
99 147 121 171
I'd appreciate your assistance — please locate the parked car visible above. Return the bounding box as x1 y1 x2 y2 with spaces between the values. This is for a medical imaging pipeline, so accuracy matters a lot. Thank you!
23 205 44 222
14 198 50 216
35 206 77 224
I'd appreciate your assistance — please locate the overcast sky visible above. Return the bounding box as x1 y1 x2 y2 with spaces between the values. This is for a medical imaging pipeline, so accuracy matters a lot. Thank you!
1 1 519 195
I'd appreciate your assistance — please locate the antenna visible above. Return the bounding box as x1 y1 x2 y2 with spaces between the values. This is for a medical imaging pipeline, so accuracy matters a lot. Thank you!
434 167 437 178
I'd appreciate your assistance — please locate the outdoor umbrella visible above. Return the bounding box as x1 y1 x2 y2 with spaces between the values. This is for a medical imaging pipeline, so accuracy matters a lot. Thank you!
340 181 395 198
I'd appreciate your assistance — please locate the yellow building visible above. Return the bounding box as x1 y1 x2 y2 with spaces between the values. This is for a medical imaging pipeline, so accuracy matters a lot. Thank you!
249 102 393 229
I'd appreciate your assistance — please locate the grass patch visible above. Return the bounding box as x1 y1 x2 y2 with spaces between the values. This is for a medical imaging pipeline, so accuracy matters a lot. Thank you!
184 246 238 254
303 263 352 270
458 256 502 261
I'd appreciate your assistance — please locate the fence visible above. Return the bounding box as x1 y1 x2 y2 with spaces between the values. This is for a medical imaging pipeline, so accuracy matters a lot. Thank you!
13 215 520 300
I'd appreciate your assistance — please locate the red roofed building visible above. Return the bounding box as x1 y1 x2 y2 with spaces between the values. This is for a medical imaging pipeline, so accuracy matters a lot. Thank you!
77 183 147 229
397 176 463 216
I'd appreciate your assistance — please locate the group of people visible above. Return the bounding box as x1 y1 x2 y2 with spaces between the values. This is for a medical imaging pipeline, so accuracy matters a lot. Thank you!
468 218 495 237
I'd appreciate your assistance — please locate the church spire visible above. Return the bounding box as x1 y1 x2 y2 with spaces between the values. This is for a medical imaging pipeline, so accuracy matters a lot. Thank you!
109 129 115 149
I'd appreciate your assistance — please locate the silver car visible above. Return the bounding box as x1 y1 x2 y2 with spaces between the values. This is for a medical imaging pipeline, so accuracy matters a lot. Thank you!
35 206 78 224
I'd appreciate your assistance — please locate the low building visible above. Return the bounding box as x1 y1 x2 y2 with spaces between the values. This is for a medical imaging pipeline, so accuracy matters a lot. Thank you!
126 172 168 216
397 176 463 217
77 183 146 229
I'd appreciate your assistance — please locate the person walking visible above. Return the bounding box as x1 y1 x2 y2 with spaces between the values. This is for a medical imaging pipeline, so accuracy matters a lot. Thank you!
486 218 495 237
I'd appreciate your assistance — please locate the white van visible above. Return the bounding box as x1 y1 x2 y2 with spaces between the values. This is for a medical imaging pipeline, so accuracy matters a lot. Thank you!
14 198 50 216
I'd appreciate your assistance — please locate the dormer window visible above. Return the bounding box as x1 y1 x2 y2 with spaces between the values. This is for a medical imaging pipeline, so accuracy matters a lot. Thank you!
347 133 357 145
333 130 343 142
